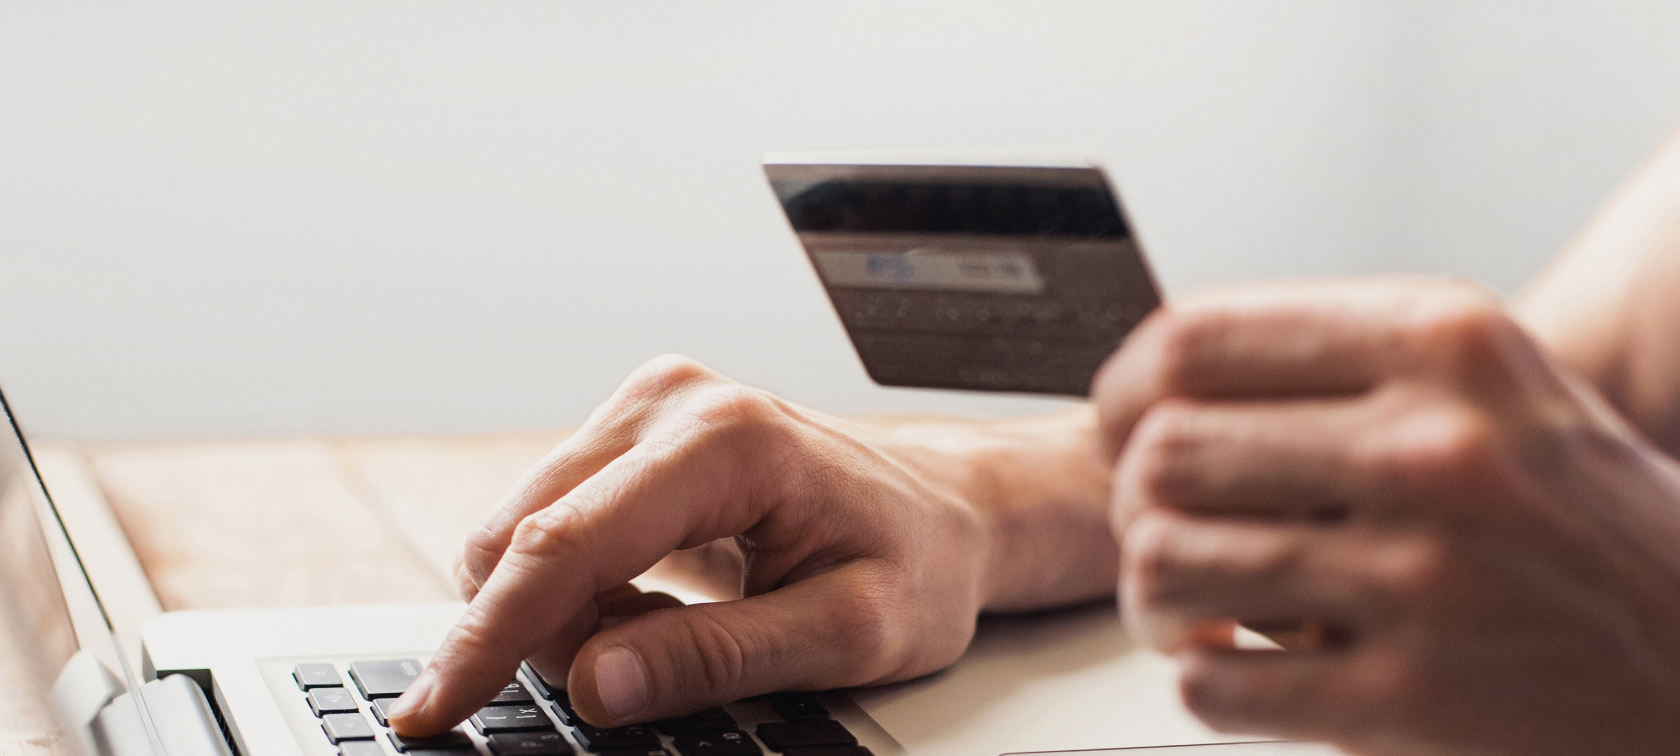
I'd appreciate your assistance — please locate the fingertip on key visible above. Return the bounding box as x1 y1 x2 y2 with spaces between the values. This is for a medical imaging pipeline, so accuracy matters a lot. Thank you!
385 667 439 735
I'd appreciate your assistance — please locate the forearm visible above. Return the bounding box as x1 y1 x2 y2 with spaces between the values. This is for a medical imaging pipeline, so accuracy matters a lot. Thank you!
1514 127 1680 455
885 407 1116 612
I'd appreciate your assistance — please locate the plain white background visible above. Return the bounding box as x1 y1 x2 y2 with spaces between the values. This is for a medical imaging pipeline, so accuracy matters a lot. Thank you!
3 1 1679 440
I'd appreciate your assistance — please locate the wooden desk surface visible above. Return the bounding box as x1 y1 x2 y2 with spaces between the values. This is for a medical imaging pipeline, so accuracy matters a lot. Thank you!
5 431 573 755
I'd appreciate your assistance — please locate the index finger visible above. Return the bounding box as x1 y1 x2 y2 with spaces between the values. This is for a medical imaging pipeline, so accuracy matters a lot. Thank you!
388 416 786 736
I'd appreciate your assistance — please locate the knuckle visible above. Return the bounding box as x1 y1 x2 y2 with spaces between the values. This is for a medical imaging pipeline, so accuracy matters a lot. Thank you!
1121 510 1180 608
825 584 902 678
1122 402 1204 504
1371 537 1454 600
672 611 750 699
1363 405 1502 499
1238 534 1308 584
621 354 716 402
684 384 781 429
670 386 793 465
1148 309 1229 395
507 505 590 564
1402 288 1519 377
460 522 507 589
1353 646 1423 711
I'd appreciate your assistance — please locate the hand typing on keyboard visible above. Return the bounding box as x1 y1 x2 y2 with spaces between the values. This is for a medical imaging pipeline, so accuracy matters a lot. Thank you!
388 355 1118 737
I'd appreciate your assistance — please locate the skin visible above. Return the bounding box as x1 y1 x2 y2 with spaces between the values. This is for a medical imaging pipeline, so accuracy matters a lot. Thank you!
1093 280 1680 754
391 128 1680 751
387 355 1115 734
1091 129 1680 753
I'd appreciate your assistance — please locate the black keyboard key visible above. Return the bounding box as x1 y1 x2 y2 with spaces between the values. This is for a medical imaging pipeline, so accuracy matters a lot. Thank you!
369 697 401 726
493 680 536 704
308 687 359 717
472 703 554 733
782 748 873 756
350 659 424 699
593 749 670 756
573 722 661 751
522 662 564 699
652 708 736 736
549 690 581 726
770 693 829 722
338 742 385 756
487 730 573 755
388 728 473 752
294 663 343 690
322 713 376 743
672 728 759 756
755 720 855 751
487 730 574 755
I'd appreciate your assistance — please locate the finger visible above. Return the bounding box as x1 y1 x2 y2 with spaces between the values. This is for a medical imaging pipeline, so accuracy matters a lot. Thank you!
1121 511 1381 653
598 588 687 629
389 408 788 736
1092 279 1499 461
461 356 724 593
1112 398 1386 527
1178 646 1373 744
567 567 907 726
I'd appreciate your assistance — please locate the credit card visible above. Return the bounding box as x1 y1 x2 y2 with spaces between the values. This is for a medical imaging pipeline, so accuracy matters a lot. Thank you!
765 155 1162 396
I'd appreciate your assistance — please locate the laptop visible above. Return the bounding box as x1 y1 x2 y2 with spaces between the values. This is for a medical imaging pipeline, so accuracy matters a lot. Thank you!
2 387 1345 755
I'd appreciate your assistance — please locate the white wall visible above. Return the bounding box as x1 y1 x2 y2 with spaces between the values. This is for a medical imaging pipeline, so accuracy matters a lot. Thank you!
1385 1 1680 290
1 2 1672 440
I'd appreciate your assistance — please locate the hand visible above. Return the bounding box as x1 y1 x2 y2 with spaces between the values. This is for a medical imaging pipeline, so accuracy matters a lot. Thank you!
389 355 1114 736
1093 280 1680 755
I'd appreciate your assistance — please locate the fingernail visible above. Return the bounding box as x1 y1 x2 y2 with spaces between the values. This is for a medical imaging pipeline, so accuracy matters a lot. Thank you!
594 645 650 721
387 668 438 725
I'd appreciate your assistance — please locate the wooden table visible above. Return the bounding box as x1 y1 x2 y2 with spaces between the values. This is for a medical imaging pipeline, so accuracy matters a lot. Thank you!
5 431 575 755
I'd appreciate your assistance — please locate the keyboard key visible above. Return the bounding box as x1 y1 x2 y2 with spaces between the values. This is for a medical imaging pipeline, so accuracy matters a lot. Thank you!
338 742 386 756
522 662 564 699
370 697 401 726
472 704 554 733
408 750 478 756
322 713 376 743
350 659 425 699
652 708 736 736
573 722 661 751
388 729 473 752
294 663 343 690
781 748 873 756
591 749 670 756
548 690 581 726
755 720 855 751
672 728 759 756
308 687 359 717
486 730 574 755
770 693 829 722
493 680 536 704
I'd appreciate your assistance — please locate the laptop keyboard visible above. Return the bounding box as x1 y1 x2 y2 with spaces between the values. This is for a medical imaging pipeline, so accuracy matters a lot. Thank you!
290 660 873 756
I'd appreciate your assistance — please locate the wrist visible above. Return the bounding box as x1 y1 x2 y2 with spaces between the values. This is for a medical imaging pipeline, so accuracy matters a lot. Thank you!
891 409 1118 612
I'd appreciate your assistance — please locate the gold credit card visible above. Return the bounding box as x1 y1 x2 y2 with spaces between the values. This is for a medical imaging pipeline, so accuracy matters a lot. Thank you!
766 155 1162 396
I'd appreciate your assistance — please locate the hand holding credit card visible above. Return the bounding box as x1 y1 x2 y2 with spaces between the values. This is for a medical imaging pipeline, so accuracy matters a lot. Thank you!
765 154 1162 396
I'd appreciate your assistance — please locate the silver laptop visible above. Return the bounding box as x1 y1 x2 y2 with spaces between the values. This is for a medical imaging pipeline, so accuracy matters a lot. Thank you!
2 385 1341 755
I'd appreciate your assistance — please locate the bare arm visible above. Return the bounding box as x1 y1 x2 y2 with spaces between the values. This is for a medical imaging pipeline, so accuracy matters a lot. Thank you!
1515 128 1680 454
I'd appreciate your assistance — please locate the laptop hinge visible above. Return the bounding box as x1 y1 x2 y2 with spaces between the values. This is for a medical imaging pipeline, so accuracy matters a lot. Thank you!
90 674 234 756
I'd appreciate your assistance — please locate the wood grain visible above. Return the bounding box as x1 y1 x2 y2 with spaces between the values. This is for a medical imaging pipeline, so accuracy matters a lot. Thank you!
332 432 568 586
84 439 452 610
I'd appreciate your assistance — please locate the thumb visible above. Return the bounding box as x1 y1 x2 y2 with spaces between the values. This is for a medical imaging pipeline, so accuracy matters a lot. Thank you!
566 572 893 726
